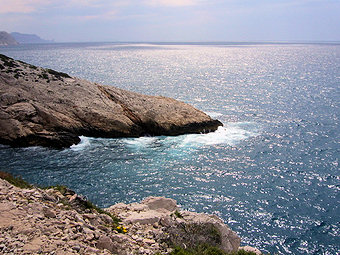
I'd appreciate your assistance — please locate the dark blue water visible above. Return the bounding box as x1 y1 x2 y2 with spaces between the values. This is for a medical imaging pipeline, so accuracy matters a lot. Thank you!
0 43 339 254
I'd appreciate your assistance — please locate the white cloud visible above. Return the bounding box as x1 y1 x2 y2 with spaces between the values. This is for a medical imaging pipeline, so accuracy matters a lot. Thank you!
0 0 49 14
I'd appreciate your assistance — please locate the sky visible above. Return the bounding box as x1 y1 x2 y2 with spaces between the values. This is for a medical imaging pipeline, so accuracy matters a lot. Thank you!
0 0 339 42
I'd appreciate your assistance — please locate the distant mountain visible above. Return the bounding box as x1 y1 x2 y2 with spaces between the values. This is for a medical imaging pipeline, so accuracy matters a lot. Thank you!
11 32 54 44
0 31 19 46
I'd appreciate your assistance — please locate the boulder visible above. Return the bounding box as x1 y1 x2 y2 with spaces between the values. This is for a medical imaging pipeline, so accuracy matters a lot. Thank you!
142 196 178 212
0 54 222 148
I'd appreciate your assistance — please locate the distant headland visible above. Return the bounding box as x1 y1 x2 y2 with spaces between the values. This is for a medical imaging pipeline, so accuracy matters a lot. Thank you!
0 31 53 45
10 32 54 44
0 31 18 46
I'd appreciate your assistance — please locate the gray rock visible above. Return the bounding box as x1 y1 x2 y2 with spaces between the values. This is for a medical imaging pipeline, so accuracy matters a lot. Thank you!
142 197 178 212
239 246 262 254
96 236 115 252
43 207 56 218
0 54 222 148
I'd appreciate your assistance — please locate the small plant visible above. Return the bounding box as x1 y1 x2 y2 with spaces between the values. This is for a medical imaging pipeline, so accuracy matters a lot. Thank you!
42 73 49 80
44 184 69 195
174 210 183 218
0 171 32 189
46 68 71 79
116 225 128 233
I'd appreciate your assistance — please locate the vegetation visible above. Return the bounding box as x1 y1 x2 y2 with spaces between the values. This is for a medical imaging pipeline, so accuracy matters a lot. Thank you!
172 210 183 218
169 244 258 255
0 171 32 189
46 68 71 79
0 54 19 68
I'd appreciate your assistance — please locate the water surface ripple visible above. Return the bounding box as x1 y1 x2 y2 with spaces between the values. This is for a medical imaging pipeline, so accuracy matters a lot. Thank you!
0 43 339 254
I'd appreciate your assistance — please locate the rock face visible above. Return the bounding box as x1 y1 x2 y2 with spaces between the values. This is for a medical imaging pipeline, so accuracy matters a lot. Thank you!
0 32 19 46
0 178 241 254
0 54 222 148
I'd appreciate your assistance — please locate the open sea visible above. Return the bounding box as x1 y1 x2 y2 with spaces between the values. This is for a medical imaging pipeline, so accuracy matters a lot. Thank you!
0 42 339 254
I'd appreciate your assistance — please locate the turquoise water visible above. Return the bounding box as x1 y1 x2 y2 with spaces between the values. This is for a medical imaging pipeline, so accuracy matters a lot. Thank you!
0 42 339 254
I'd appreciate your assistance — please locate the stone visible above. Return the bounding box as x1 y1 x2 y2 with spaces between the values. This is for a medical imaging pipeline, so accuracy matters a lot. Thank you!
0 54 222 148
239 246 262 254
96 236 114 251
142 197 178 212
143 238 156 245
123 211 166 225
43 207 56 218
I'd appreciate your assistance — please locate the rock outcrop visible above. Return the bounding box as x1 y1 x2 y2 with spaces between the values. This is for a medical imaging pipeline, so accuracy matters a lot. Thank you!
0 32 19 46
0 54 222 148
107 197 241 253
0 177 242 254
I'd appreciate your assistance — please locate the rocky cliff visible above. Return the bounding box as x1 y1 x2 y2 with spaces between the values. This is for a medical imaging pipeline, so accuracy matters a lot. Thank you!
0 54 222 148
0 175 255 254
0 32 19 46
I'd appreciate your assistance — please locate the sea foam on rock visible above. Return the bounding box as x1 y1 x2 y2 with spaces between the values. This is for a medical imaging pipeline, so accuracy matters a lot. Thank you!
0 54 222 148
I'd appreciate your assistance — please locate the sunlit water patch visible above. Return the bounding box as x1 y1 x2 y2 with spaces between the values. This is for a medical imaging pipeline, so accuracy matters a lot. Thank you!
0 43 339 254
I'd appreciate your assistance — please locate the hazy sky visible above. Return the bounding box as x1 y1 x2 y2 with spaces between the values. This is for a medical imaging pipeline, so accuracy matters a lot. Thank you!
0 0 339 42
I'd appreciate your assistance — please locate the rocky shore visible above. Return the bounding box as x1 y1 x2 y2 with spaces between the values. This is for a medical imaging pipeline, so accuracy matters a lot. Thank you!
0 54 222 148
0 174 262 254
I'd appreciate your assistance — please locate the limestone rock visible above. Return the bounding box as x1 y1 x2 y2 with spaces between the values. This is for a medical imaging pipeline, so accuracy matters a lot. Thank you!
107 197 241 253
96 236 115 252
239 245 262 254
0 54 222 148
142 196 178 212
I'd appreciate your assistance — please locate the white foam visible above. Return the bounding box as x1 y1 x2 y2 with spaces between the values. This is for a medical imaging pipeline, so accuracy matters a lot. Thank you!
180 122 259 147
123 136 158 147
70 136 91 151
122 122 260 150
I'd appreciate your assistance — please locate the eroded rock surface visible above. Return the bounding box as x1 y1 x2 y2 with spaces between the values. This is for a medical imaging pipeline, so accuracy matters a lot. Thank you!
0 54 222 148
0 178 242 254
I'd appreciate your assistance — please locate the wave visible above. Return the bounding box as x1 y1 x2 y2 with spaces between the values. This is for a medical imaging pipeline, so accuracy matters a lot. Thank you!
70 136 91 151
123 136 158 148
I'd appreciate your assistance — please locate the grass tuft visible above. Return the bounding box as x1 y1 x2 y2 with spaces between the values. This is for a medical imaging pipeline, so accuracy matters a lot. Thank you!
0 171 32 189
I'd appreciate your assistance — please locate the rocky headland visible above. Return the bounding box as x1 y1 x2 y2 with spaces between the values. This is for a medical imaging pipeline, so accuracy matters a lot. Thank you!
0 54 222 148
0 32 19 46
10 32 54 44
0 173 262 254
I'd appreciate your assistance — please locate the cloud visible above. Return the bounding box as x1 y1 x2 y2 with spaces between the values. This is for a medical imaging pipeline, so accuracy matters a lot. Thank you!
145 0 203 7
0 0 49 14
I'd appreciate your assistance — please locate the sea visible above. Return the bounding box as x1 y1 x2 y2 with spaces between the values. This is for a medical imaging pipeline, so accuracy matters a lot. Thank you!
0 42 339 254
